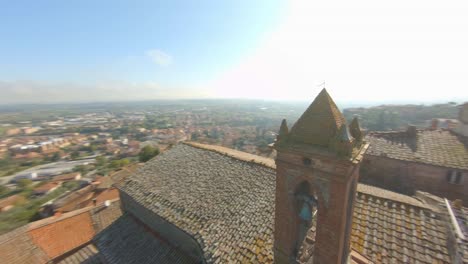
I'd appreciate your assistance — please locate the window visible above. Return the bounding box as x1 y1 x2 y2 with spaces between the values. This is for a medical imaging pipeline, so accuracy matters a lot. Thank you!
446 170 463 184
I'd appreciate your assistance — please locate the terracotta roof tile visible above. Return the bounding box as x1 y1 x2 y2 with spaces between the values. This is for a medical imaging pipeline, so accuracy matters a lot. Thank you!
0 200 122 263
119 143 453 263
82 188 120 208
0 226 49 264
366 129 468 170
90 199 123 233
119 143 275 263
34 182 61 193
56 244 102 264
94 213 197 264
352 192 451 263
53 172 81 182
28 211 95 259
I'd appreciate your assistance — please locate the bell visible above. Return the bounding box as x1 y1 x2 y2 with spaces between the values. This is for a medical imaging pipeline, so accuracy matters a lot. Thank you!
299 203 312 221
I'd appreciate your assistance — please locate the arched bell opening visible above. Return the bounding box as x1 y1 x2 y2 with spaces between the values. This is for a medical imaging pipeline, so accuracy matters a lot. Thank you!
293 181 318 262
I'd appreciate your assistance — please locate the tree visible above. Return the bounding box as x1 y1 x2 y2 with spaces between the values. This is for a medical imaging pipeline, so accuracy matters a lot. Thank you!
109 158 130 169
50 152 60 162
70 151 80 160
96 156 107 167
120 159 130 166
73 165 88 175
138 145 160 162
0 185 9 196
17 179 33 189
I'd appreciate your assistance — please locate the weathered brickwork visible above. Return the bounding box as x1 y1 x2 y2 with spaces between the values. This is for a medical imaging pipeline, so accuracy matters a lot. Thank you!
361 155 468 203
362 129 468 203
274 146 365 264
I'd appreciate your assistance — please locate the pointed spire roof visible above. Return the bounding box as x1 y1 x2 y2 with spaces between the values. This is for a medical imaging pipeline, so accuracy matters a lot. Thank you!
278 119 289 141
337 124 353 142
279 119 288 136
289 88 346 147
349 117 363 141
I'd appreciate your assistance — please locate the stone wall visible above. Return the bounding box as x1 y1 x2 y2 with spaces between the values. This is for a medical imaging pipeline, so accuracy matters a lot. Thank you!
360 155 468 204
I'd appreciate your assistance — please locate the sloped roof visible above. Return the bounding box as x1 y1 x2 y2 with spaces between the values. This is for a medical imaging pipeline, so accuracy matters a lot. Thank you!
0 226 49 264
352 192 449 263
119 143 452 263
56 244 102 264
94 214 197 264
366 129 468 170
0 200 122 264
28 210 95 259
289 88 346 147
119 143 276 263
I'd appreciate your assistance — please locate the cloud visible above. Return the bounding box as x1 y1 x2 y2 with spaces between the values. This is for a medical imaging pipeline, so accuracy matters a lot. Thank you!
0 80 210 104
146 49 173 66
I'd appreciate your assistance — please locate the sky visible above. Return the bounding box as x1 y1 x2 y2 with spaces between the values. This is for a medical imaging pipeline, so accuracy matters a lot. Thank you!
1 0 467 104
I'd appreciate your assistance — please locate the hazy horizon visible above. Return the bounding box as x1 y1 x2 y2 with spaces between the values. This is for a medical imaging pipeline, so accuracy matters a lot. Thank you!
1 0 467 104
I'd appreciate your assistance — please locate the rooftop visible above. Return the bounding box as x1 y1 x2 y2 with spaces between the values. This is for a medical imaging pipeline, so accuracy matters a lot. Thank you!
94 214 197 264
119 142 455 263
0 199 122 264
365 129 468 170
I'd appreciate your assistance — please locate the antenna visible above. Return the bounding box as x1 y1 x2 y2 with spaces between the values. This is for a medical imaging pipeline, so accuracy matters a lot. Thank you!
318 80 326 89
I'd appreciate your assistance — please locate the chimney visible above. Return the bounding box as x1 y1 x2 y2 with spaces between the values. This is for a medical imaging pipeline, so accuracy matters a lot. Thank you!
431 119 439 130
407 125 417 137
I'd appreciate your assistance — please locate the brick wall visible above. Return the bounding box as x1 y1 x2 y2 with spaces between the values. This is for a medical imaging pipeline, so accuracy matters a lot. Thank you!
360 155 468 204
274 149 360 264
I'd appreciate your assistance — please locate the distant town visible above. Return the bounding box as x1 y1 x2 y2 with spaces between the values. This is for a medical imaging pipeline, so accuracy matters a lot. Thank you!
0 100 463 235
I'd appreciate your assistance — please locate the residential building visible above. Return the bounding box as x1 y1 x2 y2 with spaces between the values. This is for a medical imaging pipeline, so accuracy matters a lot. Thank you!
0 90 466 263
361 106 468 203
33 182 61 196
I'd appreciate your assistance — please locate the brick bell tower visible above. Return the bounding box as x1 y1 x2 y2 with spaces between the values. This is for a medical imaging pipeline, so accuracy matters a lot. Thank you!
273 89 368 264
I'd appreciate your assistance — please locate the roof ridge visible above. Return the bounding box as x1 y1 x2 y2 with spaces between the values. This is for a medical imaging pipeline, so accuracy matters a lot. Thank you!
182 141 276 169
26 198 120 230
356 184 431 209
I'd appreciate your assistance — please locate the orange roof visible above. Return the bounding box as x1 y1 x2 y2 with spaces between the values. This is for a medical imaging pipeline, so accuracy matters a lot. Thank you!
34 182 60 193
52 172 80 181
0 195 25 208
28 211 95 259
84 188 120 207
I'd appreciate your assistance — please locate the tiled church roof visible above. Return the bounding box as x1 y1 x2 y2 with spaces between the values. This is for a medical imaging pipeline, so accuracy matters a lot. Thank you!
366 129 468 170
56 244 101 264
94 214 197 264
119 143 276 263
119 142 453 263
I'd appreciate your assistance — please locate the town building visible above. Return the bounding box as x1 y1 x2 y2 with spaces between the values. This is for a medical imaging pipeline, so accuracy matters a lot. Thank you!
360 104 468 203
33 182 61 196
0 89 466 263
52 172 82 182
0 195 26 212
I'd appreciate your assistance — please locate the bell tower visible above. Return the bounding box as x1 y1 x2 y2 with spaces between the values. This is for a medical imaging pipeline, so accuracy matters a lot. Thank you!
273 89 368 264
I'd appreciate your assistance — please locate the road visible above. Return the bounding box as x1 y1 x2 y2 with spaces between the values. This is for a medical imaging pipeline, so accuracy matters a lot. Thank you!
0 159 96 185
